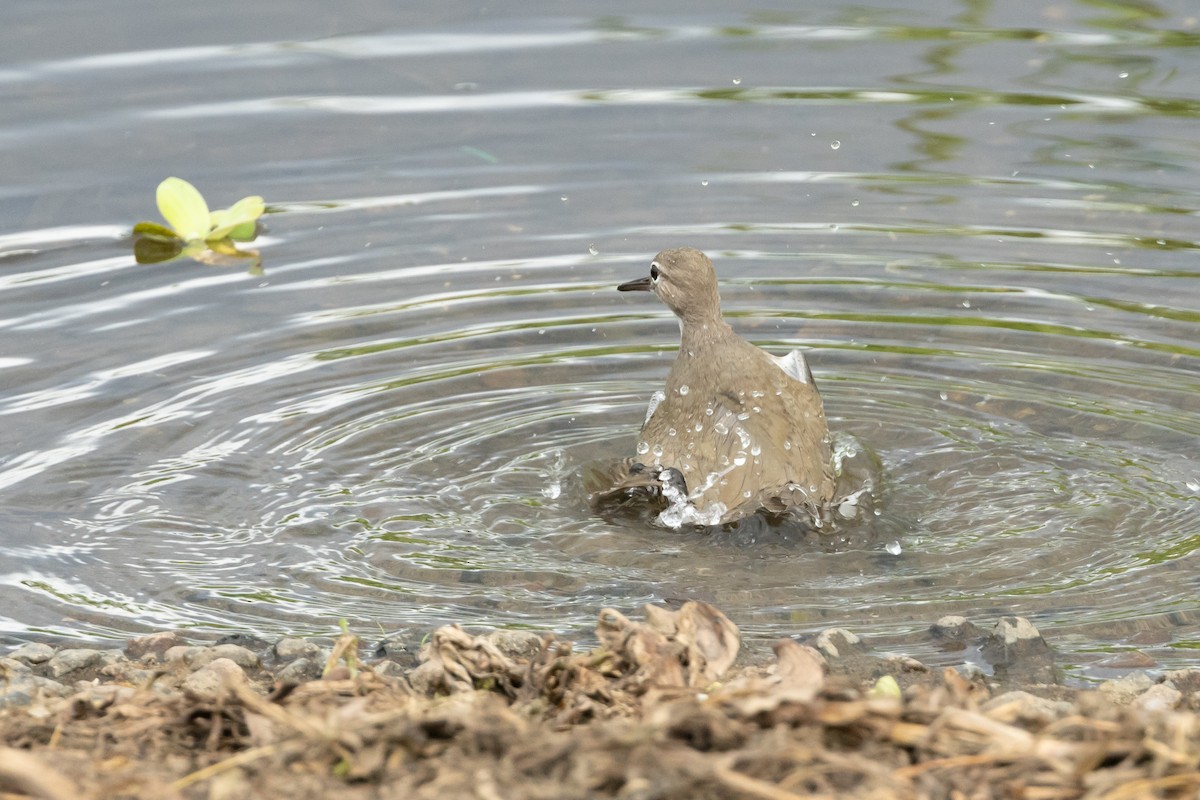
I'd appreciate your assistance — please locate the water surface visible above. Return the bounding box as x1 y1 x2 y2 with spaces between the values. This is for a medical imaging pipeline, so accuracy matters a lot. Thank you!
2 1 1199 681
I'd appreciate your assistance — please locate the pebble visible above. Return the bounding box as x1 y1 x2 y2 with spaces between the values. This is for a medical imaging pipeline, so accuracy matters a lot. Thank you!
126 631 186 661
980 617 1052 665
373 630 427 669
46 648 106 678
0 656 32 675
182 658 247 701
7 642 55 664
1135 683 1182 713
277 657 323 683
274 637 322 662
166 644 260 671
0 676 68 709
929 616 983 649
483 629 544 660
1099 671 1155 705
812 629 865 659
982 690 1075 725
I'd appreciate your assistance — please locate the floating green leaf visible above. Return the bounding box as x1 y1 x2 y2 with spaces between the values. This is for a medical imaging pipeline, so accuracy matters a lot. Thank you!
133 177 267 271
131 221 180 241
156 177 211 242
209 195 264 241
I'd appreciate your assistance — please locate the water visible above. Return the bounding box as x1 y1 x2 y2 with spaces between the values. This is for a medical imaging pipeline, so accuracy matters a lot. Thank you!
2 2 1199 681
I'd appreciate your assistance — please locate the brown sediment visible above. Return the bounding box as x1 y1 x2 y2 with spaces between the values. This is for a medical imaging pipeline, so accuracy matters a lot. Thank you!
2 603 1199 799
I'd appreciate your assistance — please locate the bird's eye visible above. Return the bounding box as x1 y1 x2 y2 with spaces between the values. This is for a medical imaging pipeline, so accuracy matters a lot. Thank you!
650 262 661 281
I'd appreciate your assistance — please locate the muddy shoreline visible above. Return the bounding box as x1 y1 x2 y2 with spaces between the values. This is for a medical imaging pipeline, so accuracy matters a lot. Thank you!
2 603 1199 799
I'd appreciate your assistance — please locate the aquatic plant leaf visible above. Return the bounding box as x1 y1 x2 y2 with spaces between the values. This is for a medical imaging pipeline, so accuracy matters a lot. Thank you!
133 235 185 264
156 177 211 241
208 195 264 241
132 221 181 241
226 221 258 242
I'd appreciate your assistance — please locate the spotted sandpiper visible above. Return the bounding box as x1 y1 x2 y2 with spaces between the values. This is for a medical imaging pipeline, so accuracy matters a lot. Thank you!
609 247 835 525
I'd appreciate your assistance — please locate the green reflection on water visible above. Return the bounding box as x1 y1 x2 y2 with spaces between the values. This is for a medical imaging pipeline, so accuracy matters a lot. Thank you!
1134 534 1200 566
21 580 139 613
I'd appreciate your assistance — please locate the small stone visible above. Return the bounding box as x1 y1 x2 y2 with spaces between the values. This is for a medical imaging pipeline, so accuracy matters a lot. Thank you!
215 632 271 650
210 644 261 670
979 618 1058 687
885 655 929 673
482 629 544 660
186 644 261 671
7 642 55 664
954 662 988 681
1135 683 1182 713
373 660 408 680
980 617 1051 665
929 616 983 650
0 687 33 709
277 657 323 683
1099 671 1155 705
164 645 203 665
126 631 185 661
274 637 321 662
0 657 32 675
100 662 158 685
812 629 864 659
46 648 105 678
1162 669 1200 696
373 629 427 669
182 658 247 701
0 676 67 709
982 690 1074 726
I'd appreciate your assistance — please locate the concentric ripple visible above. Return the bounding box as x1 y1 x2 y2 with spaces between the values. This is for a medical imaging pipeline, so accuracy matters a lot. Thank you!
2 5 1200 683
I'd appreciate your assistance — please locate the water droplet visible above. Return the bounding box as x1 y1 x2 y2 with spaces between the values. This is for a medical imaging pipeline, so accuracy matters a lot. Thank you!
693 422 703 433
714 421 729 435
705 407 715 417
736 412 750 421
939 392 949 401
743 490 752 499
652 444 663 458
588 244 599 256
560 195 569 202
538 328 547 334
636 441 649 455
752 406 761 414
783 441 792 451
667 427 677 437
700 180 709 187
886 541 902 556
1186 480 1199 492
750 390 765 399
733 454 747 466
1118 71 1129 78
679 384 689 396
732 77 742 85
750 444 761 456
851 199 860 207
829 223 839 231
830 140 841 150
962 300 970 308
